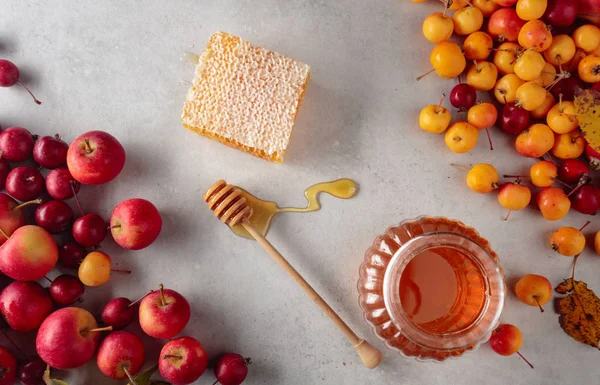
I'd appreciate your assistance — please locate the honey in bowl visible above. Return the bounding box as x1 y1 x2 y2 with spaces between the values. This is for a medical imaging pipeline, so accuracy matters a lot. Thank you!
399 247 486 335
358 216 505 361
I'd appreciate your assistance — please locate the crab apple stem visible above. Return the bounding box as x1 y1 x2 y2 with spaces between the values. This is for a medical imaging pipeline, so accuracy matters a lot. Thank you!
571 254 580 282
485 128 493 150
436 94 446 114
516 351 534 369
504 210 512 221
43 276 53 284
107 224 121 230
450 163 470 172
83 139 93 154
442 0 448 17
128 290 154 308
123 366 137 385
88 326 113 333
162 354 182 360
11 199 42 212
15 80 41 105
580 221 591 232
212 381 219 385
71 181 84 216
416 68 435 81
567 177 589 198
159 284 166 306
534 296 544 312
0 228 9 240
1 329 25 359
550 177 574 189
111 269 131 274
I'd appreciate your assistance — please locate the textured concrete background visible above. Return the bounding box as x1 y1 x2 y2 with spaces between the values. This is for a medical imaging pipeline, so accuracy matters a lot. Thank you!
2 0 597 384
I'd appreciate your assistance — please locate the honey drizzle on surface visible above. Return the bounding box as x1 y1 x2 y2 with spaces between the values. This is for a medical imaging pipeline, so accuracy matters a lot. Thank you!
230 179 357 239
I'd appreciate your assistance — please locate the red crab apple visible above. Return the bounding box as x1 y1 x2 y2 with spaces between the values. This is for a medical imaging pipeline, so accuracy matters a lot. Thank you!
66 130 126 185
0 126 36 162
0 225 58 281
102 298 135 330
72 213 106 247
0 158 10 190
0 346 17 385
58 241 86 268
49 274 85 305
17 356 46 385
139 284 190 339
586 144 600 170
214 353 251 385
579 0 600 25
159 337 207 385
36 307 107 369
102 292 151 330
0 281 53 331
97 331 145 380
33 134 68 169
110 198 162 250
45 168 80 200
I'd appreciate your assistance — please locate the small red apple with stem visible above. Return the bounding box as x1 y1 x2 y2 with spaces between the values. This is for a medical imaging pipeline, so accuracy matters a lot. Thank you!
0 126 37 162
110 198 162 250
139 284 191 339
214 353 251 385
102 291 152 330
66 130 126 185
159 336 207 385
48 274 85 305
0 225 58 281
36 307 111 369
97 331 145 381
0 346 17 385
45 168 80 200
58 241 86 268
17 356 46 385
33 134 68 169
0 281 53 332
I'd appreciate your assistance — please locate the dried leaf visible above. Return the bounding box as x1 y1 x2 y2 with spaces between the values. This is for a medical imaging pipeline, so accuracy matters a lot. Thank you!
555 278 600 349
575 88 600 152
42 366 68 385
128 365 159 385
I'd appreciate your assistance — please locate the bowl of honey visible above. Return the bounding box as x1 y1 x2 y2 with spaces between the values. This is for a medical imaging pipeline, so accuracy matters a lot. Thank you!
358 216 505 362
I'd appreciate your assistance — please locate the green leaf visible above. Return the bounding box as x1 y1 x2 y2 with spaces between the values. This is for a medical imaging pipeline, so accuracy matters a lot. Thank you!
42 365 68 385
128 365 159 385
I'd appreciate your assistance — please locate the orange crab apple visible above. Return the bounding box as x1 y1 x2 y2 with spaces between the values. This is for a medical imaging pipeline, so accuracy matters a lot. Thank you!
515 124 554 158
515 274 552 312
537 187 570 221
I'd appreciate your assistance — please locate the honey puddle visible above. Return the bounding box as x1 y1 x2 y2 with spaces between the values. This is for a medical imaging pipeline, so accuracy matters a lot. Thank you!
231 179 357 239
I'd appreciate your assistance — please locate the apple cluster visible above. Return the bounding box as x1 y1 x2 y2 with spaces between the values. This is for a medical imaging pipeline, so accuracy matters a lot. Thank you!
0 126 182 384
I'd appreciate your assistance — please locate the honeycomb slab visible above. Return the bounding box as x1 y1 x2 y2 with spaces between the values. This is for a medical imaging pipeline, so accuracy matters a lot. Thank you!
182 32 311 163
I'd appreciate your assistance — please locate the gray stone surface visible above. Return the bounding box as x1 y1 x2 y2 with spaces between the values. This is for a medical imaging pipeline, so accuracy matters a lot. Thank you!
1 1 597 384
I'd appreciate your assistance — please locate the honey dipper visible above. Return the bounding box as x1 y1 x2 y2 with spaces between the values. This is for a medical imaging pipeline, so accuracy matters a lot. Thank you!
203 180 383 369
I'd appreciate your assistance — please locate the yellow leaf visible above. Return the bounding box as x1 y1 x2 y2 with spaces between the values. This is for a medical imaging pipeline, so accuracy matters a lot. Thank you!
575 88 600 152
555 278 600 349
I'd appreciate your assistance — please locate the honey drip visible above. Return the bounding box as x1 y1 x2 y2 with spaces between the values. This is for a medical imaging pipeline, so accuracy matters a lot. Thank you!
230 179 357 239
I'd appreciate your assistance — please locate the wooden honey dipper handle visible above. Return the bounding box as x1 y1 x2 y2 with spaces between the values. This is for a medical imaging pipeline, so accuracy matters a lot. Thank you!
204 181 383 369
